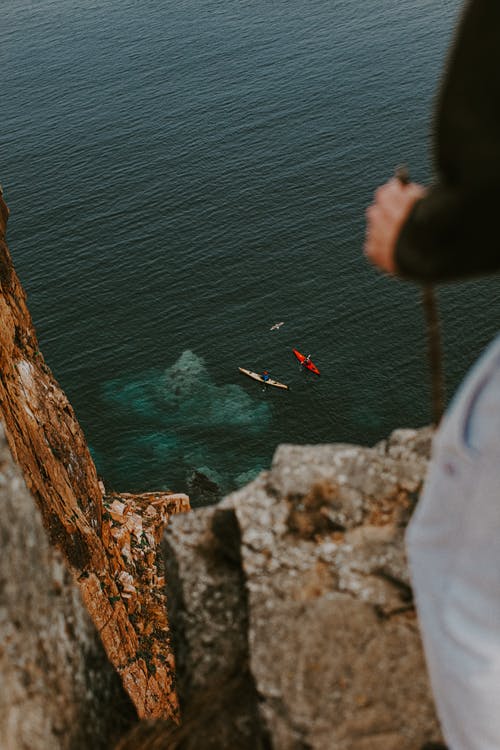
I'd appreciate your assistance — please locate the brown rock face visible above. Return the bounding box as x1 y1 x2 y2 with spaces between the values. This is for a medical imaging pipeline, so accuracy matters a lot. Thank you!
0 194 189 720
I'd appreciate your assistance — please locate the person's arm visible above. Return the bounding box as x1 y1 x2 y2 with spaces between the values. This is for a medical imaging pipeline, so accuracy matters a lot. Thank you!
395 187 500 282
364 179 426 275
366 0 500 282
397 0 500 282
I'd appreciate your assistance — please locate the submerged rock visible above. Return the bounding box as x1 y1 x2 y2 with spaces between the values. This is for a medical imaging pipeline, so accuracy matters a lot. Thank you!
186 469 221 507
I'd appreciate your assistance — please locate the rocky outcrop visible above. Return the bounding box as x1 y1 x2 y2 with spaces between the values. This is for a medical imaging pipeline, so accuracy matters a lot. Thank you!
0 193 189 721
0 422 135 750
153 427 443 750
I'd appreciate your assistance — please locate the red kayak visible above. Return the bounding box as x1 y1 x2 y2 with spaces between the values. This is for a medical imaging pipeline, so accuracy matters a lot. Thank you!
292 349 320 376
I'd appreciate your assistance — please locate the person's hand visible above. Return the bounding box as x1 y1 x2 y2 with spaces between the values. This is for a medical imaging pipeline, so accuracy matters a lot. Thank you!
364 178 426 274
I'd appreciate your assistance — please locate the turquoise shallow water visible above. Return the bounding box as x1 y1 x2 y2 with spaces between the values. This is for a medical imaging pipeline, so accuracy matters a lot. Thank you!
3 0 499 498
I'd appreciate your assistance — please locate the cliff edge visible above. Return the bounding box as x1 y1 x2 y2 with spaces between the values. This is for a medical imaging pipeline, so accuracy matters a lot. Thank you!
0 194 189 722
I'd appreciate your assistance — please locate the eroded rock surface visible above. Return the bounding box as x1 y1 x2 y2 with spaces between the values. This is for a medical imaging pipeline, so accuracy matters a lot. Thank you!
163 427 443 750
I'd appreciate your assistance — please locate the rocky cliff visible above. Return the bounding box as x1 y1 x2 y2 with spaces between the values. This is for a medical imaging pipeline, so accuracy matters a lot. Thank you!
0 193 189 727
0 192 443 749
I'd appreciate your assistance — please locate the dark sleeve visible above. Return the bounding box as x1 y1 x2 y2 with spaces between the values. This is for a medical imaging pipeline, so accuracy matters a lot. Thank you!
395 0 500 282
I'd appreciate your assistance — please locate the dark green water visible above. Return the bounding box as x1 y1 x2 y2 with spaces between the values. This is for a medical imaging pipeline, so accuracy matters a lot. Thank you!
3 0 499 498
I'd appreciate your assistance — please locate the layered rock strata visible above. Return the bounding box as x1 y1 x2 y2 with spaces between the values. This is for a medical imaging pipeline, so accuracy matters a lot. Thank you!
157 427 444 750
0 194 189 721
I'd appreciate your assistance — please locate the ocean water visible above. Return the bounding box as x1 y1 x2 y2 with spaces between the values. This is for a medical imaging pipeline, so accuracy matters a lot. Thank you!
3 0 498 499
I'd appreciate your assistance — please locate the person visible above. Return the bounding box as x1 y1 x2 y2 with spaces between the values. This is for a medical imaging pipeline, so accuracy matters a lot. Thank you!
364 1 500 747
261 370 270 382
303 354 312 365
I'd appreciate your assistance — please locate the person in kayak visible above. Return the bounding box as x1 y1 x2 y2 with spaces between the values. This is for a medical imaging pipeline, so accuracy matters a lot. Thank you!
261 370 270 382
303 354 312 366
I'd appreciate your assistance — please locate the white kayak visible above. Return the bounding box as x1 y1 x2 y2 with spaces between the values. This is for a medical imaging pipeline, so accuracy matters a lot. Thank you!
238 367 289 391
